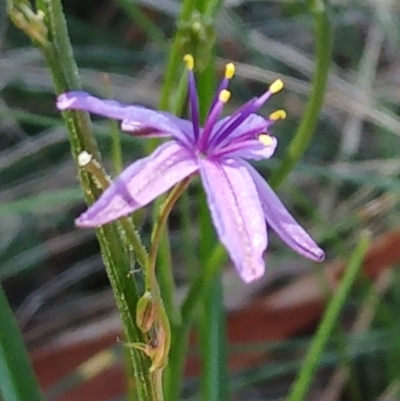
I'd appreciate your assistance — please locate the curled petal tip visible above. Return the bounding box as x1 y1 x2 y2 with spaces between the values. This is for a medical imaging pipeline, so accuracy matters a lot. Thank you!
240 264 265 283
75 214 91 228
313 248 325 262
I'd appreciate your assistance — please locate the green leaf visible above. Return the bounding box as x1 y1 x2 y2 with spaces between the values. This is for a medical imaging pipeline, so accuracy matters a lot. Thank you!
0 284 44 401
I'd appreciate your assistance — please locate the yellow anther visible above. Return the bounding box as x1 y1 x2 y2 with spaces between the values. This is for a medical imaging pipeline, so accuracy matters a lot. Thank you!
258 134 274 146
225 63 235 79
269 79 284 94
269 109 287 121
183 54 194 70
219 89 231 103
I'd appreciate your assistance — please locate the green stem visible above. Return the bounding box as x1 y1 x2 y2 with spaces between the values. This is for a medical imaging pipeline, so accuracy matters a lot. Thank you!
143 178 192 397
286 232 371 401
165 246 227 401
9 1 158 399
158 0 197 111
148 177 193 288
198 277 229 401
269 0 332 187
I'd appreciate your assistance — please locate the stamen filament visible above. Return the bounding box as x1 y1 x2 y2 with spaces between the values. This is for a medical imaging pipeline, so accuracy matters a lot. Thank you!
206 62 236 121
216 122 271 150
214 79 284 144
199 90 231 152
184 54 200 142
209 98 258 147
211 135 271 158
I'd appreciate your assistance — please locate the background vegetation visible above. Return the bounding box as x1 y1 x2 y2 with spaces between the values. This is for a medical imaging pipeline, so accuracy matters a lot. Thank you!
2 0 400 400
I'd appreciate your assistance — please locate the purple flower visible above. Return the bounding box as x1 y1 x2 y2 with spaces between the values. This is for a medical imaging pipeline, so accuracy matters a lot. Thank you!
56 55 324 283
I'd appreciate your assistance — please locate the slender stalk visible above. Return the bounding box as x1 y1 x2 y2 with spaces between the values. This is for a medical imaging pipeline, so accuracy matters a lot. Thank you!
286 232 371 401
143 177 192 398
8 1 158 399
269 0 332 187
198 277 229 401
148 178 192 278
159 0 197 111
165 246 227 401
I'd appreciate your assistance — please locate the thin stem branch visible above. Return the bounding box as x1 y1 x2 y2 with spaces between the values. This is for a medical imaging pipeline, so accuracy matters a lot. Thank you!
269 0 332 187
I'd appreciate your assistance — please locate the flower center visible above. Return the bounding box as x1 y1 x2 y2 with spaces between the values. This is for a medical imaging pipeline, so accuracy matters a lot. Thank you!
184 55 286 155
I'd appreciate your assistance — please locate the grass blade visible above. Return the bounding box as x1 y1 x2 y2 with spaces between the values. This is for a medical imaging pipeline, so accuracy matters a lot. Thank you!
0 284 43 401
287 231 371 401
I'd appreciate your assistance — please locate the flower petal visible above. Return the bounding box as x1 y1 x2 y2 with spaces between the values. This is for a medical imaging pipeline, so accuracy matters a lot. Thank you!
244 162 325 262
159 112 197 143
199 158 267 283
76 141 198 227
56 91 192 145
212 136 277 161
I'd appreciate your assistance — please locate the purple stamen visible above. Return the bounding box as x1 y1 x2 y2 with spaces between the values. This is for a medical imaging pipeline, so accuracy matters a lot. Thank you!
206 63 235 121
210 88 275 146
183 55 200 143
210 98 259 146
216 123 271 151
198 91 230 152
187 69 200 143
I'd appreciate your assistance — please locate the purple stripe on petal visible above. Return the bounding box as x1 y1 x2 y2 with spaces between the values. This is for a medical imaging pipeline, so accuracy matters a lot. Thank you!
212 136 277 161
76 141 198 227
121 119 171 138
199 158 267 283
244 162 325 262
57 91 192 146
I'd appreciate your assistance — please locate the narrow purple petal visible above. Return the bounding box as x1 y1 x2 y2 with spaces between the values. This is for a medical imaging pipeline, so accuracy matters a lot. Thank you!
199 158 267 283
244 162 325 262
211 136 277 161
76 141 199 227
56 91 192 146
